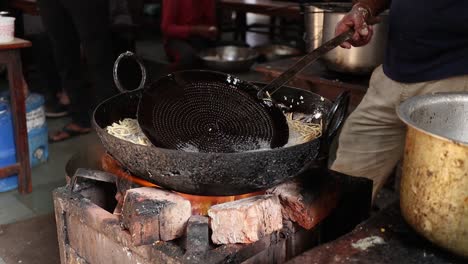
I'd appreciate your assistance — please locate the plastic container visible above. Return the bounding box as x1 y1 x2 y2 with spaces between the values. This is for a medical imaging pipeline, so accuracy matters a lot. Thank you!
0 16 15 43
26 93 48 166
0 93 49 192
0 99 18 192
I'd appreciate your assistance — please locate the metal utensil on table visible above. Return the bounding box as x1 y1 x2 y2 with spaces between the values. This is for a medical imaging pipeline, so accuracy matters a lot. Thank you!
254 44 303 62
198 46 259 72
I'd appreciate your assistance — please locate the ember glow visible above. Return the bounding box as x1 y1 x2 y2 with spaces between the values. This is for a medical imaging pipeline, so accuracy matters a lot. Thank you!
101 154 263 215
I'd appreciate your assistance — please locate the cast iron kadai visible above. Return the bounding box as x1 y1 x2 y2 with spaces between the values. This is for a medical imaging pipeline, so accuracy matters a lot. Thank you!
112 29 354 153
93 84 350 196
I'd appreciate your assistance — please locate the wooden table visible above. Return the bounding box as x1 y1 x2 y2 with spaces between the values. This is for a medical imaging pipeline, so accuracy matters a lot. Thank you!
0 38 32 194
219 0 303 42
9 0 38 15
220 0 301 18
253 57 369 108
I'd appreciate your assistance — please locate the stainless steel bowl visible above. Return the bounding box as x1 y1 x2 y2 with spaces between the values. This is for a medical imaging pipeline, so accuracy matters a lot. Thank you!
198 46 259 72
254 44 303 62
398 92 468 145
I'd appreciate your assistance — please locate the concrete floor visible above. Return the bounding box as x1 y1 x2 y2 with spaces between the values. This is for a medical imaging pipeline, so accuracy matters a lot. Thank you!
0 117 99 225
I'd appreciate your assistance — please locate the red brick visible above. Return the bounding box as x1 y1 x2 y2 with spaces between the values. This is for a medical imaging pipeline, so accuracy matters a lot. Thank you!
267 180 339 230
208 195 283 244
184 215 210 253
122 187 191 246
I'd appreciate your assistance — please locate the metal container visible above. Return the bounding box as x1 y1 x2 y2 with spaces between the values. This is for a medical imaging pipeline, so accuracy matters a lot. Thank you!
254 44 303 62
397 93 468 258
198 46 259 72
303 4 325 52
304 3 389 74
303 3 350 53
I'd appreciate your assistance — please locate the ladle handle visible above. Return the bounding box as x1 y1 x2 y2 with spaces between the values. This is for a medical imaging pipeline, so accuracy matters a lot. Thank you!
113 51 147 93
257 29 354 99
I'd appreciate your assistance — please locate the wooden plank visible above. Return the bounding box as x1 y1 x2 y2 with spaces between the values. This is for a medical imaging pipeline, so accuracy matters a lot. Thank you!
9 0 39 16
0 38 32 50
220 0 301 18
2 49 31 193
0 163 20 179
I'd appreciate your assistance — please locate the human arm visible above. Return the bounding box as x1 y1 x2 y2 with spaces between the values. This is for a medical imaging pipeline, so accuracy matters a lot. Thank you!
336 0 391 48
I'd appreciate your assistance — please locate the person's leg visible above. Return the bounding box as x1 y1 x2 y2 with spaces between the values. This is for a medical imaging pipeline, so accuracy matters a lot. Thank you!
331 66 407 199
29 33 68 117
62 0 116 107
37 0 91 127
331 66 468 199
29 34 58 103
165 38 202 70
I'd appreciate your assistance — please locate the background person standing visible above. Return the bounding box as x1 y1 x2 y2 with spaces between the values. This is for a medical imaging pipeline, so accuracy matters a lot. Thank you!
37 0 116 142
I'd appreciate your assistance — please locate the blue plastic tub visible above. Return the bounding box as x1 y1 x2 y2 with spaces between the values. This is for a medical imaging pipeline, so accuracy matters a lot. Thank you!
0 93 49 192
26 93 48 166
0 99 18 192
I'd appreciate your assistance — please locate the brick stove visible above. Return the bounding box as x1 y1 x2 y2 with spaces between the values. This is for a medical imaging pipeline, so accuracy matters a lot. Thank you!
54 146 372 264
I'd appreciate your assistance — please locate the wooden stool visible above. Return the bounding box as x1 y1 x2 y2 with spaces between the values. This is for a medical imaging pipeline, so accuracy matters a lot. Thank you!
0 38 32 194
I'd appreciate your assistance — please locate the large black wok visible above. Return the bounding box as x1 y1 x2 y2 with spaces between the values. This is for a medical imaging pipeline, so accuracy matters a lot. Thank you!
93 80 349 196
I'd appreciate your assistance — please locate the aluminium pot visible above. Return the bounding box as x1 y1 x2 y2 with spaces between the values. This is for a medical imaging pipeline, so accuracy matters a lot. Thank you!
303 4 326 52
397 93 468 258
198 46 258 72
304 3 388 74
254 44 303 62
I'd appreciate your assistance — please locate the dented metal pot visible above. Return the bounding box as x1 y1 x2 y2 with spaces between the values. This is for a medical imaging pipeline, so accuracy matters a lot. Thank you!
397 93 468 258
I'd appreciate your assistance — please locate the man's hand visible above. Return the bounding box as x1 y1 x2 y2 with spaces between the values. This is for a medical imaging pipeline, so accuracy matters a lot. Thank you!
191 25 218 40
335 3 378 49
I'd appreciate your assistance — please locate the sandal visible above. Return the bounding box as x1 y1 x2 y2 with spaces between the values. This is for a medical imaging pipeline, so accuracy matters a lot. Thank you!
49 123 91 143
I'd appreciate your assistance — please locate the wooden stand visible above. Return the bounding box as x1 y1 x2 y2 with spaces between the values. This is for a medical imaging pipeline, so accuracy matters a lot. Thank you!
0 38 32 194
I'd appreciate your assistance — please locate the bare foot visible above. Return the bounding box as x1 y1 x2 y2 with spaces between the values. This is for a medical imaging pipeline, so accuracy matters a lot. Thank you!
58 91 70 105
